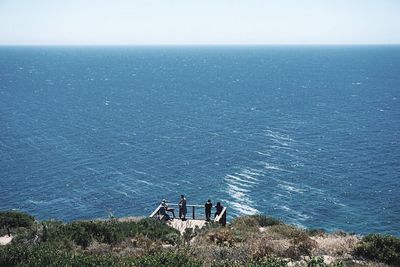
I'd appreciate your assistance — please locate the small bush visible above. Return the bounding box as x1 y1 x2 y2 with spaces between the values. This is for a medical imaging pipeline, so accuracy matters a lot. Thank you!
286 233 317 260
136 218 180 241
353 234 400 266
38 218 180 248
252 215 283 227
206 228 235 247
307 256 327 267
133 252 202 267
268 224 306 239
307 228 326 237
0 243 131 267
257 257 288 267
0 211 35 228
231 216 259 230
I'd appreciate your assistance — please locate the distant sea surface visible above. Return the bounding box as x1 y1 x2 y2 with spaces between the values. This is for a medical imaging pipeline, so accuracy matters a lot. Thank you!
0 46 399 235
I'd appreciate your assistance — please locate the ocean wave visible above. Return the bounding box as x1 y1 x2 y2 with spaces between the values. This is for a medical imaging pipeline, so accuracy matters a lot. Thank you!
225 174 256 183
223 165 263 216
264 129 295 142
136 179 154 186
255 151 271 156
133 169 147 175
268 145 296 151
225 200 260 216
114 190 129 197
27 198 67 206
277 184 305 194
280 205 310 221
233 172 260 181
224 177 254 187
263 162 290 172
227 183 250 193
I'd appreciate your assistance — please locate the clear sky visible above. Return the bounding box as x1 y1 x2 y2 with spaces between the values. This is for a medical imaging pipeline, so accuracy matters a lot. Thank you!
0 0 399 45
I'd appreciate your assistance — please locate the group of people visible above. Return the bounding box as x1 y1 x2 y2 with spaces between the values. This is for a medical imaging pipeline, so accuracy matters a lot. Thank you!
204 199 224 221
159 194 187 221
159 195 224 223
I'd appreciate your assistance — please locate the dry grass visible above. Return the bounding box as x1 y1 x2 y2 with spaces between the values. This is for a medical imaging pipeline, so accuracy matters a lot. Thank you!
312 234 360 257
84 234 164 258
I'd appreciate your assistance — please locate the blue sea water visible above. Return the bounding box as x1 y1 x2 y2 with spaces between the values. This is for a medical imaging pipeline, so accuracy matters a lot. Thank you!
0 46 399 235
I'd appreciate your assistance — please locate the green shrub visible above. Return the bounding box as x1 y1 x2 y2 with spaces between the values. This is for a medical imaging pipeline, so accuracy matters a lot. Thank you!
285 233 317 260
306 256 344 267
0 243 132 267
38 218 179 248
257 257 288 267
268 224 306 239
306 228 326 237
216 257 288 267
41 220 66 242
307 256 327 267
0 211 35 228
231 216 259 230
252 215 283 227
136 218 180 241
209 257 288 267
133 252 202 267
353 234 400 266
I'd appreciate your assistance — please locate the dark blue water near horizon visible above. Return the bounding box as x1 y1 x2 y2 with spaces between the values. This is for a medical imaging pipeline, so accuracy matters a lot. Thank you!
0 46 399 235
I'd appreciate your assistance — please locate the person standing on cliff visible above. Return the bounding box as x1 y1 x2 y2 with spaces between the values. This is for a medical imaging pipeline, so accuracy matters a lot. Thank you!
214 202 226 226
179 194 187 221
205 199 212 221
215 202 223 218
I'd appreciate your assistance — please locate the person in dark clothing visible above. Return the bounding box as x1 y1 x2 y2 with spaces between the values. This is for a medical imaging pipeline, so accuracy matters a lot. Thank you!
214 202 223 218
204 199 212 221
159 205 171 221
162 199 176 218
214 202 226 226
179 194 187 220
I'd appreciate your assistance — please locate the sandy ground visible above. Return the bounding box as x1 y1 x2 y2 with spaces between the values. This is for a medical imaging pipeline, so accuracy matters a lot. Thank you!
0 235 13 245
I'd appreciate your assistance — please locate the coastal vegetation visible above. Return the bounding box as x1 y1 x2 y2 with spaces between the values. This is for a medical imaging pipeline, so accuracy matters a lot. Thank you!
0 211 399 266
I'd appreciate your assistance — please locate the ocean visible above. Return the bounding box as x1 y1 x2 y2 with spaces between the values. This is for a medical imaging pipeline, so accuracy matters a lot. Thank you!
0 46 399 235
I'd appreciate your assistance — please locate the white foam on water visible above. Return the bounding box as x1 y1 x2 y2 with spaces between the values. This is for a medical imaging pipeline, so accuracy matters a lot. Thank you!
246 168 265 176
227 183 250 193
114 190 128 197
109 170 123 176
133 169 147 175
226 200 260 215
264 129 294 142
224 166 264 216
27 199 47 205
255 151 270 156
136 179 154 186
272 138 289 146
119 142 131 146
277 184 305 194
280 205 310 221
225 174 257 184
233 172 260 181
227 188 246 199
263 162 289 172
224 177 254 188
303 185 324 195
269 145 296 151
27 198 66 206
